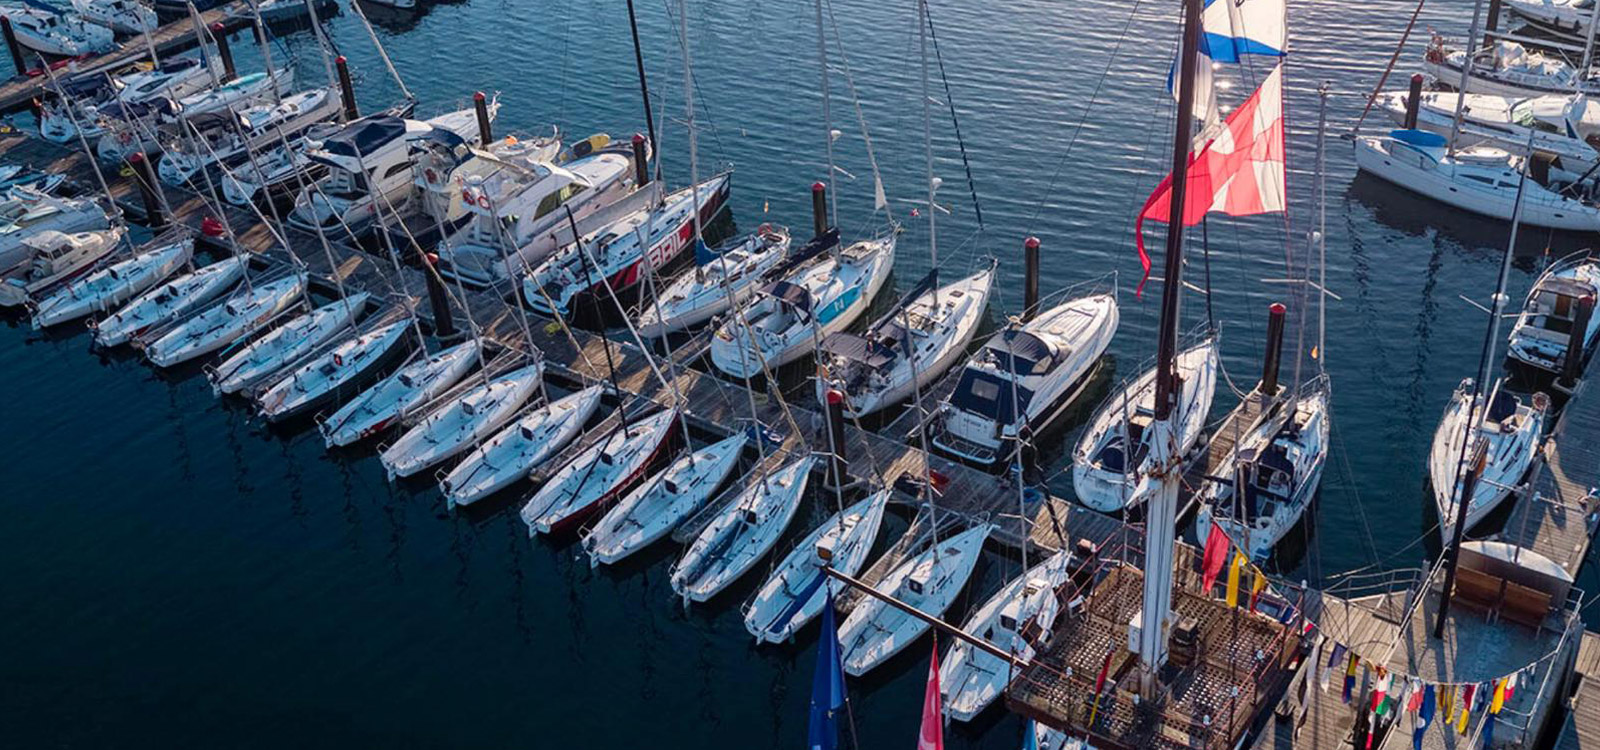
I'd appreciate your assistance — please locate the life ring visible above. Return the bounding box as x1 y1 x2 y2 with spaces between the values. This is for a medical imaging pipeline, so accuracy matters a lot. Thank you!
424 167 438 184
477 194 491 209
462 187 474 203
757 222 772 236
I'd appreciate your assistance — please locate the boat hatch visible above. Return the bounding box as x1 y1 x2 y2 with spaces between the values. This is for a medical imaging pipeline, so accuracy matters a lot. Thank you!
663 479 679 494
741 508 759 526
462 400 479 416
815 536 838 564
599 452 615 466
519 424 536 440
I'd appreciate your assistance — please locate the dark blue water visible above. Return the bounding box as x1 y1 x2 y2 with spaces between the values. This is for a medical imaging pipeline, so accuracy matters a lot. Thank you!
4 0 1598 747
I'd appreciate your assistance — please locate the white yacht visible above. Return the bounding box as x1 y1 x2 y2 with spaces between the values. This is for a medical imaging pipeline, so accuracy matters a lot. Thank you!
670 455 816 603
1195 379 1332 562
1505 0 1600 39
0 188 109 271
91 256 247 347
208 292 371 396
635 224 791 337
70 0 156 33
31 236 191 328
254 319 413 423
378 363 543 480
1377 90 1600 172
408 127 563 240
1424 38 1600 98
743 489 889 644
1073 336 1219 514
317 338 481 448
144 274 305 367
439 385 604 508
710 234 896 379
0 5 113 56
817 263 996 418
941 550 1073 722
1506 254 1600 375
837 523 989 676
1354 129 1600 231
157 86 340 186
0 226 125 308
520 408 680 534
933 293 1118 465
582 432 749 567
1429 381 1547 541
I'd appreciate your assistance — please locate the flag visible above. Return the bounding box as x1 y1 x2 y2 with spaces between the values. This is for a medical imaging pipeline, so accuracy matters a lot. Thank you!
1304 636 1323 698
1504 671 1519 703
1407 679 1426 714
1414 684 1435 750
1372 670 1391 717
1249 567 1268 612
1343 652 1359 703
1201 523 1229 593
1089 649 1115 724
1489 678 1507 714
1022 720 1039 750
1458 684 1475 734
918 638 943 750
1225 552 1245 607
1136 64 1287 296
1483 712 1496 747
1322 643 1345 693
807 589 846 750
1441 684 1456 725
1200 0 1288 62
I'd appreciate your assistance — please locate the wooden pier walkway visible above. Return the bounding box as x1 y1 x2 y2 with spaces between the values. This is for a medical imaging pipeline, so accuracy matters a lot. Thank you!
1554 631 1600 750
0 2 253 116
1498 356 1600 580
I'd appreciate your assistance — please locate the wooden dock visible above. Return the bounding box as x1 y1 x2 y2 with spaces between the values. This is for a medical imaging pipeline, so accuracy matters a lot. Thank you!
0 2 254 116
1554 631 1600 750
1498 355 1600 580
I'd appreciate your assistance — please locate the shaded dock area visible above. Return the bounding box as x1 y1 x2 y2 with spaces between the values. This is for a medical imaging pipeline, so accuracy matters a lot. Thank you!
1498 355 1600 581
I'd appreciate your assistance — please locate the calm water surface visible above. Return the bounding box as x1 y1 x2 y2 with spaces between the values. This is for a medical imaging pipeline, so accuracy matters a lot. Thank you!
4 0 1596 746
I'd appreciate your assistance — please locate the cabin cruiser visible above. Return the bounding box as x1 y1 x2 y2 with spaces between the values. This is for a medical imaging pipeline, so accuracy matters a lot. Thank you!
288 108 486 236
1430 381 1547 541
932 293 1118 465
1195 378 1331 562
636 224 791 337
32 236 191 327
70 0 157 33
709 232 895 379
157 86 340 186
1424 37 1600 98
0 226 125 308
1505 0 1600 40
0 188 109 271
1073 336 1219 514
434 134 640 287
1354 129 1600 231
1378 90 1600 173
522 172 732 316
222 101 419 207
406 127 563 241
0 5 113 56
817 262 996 418
1506 253 1600 376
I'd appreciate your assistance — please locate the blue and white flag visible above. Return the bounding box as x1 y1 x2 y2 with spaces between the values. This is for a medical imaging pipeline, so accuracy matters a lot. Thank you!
1200 0 1288 63
807 588 846 750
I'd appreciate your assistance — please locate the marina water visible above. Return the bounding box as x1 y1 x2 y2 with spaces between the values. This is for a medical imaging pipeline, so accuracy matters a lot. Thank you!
3 0 1597 746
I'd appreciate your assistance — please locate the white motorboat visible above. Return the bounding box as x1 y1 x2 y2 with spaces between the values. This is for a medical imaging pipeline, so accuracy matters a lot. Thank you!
254 319 413 422
0 188 109 270
435 135 640 287
932 293 1119 465
31 236 191 327
742 489 889 644
1429 380 1547 541
318 338 481 448
158 86 340 186
635 224 791 337
1073 336 1219 514
710 234 896 379
209 292 372 396
1505 0 1600 39
1353 129 1600 231
144 274 304 367
0 226 125 308
1377 90 1600 172
439 385 604 508
582 432 748 567
378 362 543 479
837 523 990 676
221 121 336 207
522 173 732 316
1195 379 1332 563
175 68 293 117
116 57 216 104
289 107 489 236
670 455 817 603
940 550 1073 722
817 262 996 418
91 97 183 163
91 255 245 347
70 0 156 33
0 5 113 56
521 408 679 534
1506 253 1600 375
408 127 564 244
1424 38 1600 98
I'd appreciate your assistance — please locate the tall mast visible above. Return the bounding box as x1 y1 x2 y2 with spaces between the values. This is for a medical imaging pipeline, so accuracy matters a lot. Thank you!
1139 0 1204 698
815 0 837 226
918 0 938 308
1445 0 1488 157
625 0 659 178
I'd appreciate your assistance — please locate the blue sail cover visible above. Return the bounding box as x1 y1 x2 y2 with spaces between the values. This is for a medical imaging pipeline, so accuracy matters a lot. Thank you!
693 238 717 266
807 589 845 750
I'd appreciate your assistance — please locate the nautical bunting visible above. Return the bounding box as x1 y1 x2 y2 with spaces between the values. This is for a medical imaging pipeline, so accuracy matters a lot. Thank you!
1343 652 1359 703
917 638 943 750
807 589 846 750
1414 684 1435 750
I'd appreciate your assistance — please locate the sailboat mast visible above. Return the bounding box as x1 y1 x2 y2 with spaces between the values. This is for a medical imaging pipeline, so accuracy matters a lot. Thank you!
677 0 705 251
1317 84 1329 369
1139 0 1204 698
815 0 837 226
1446 0 1488 158
918 0 938 308
626 0 659 177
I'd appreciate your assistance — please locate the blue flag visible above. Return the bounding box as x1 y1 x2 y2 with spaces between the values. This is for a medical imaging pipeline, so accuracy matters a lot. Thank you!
693 238 718 266
1414 684 1435 750
807 588 846 750
1022 719 1040 750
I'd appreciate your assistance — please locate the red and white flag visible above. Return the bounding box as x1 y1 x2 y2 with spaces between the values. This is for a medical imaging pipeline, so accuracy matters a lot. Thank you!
918 639 944 750
1135 63 1286 296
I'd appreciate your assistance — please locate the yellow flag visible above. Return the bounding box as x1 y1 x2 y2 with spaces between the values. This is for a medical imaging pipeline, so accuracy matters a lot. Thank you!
1490 678 1506 714
1441 685 1455 723
1457 690 1471 733
1224 552 1245 607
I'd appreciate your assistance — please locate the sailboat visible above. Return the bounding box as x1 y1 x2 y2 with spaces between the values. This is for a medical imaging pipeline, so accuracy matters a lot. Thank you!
1424 37 1600 98
0 226 127 308
670 455 816 603
1072 336 1219 514
582 432 749 567
932 292 1118 465
0 5 113 55
1376 89 1600 173
520 408 679 534
1505 252 1600 375
817 262 997 418
253 319 414 422
836 522 989 676
439 385 604 508
634 224 791 337
157 86 342 187
91 255 247 347
144 274 305 367
378 362 544 480
317 338 481 448
743 489 889 644
70 0 157 33
940 549 1073 722
208 292 372 395
0 188 110 271
31 236 192 328
1429 380 1546 540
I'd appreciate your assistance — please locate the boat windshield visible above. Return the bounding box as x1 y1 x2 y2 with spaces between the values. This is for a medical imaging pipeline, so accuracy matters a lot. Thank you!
949 369 1033 425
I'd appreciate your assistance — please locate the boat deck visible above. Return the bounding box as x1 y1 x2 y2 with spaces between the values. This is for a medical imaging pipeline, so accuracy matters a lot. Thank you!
0 2 253 116
1498 356 1600 580
1554 631 1600 750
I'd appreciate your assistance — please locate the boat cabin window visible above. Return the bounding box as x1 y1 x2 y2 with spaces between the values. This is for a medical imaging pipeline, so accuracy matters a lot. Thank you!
519 425 536 440
907 578 925 596
599 452 615 466
384 162 412 180
532 183 589 220
398 372 417 387
462 400 478 416
999 614 1018 632
663 479 679 494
